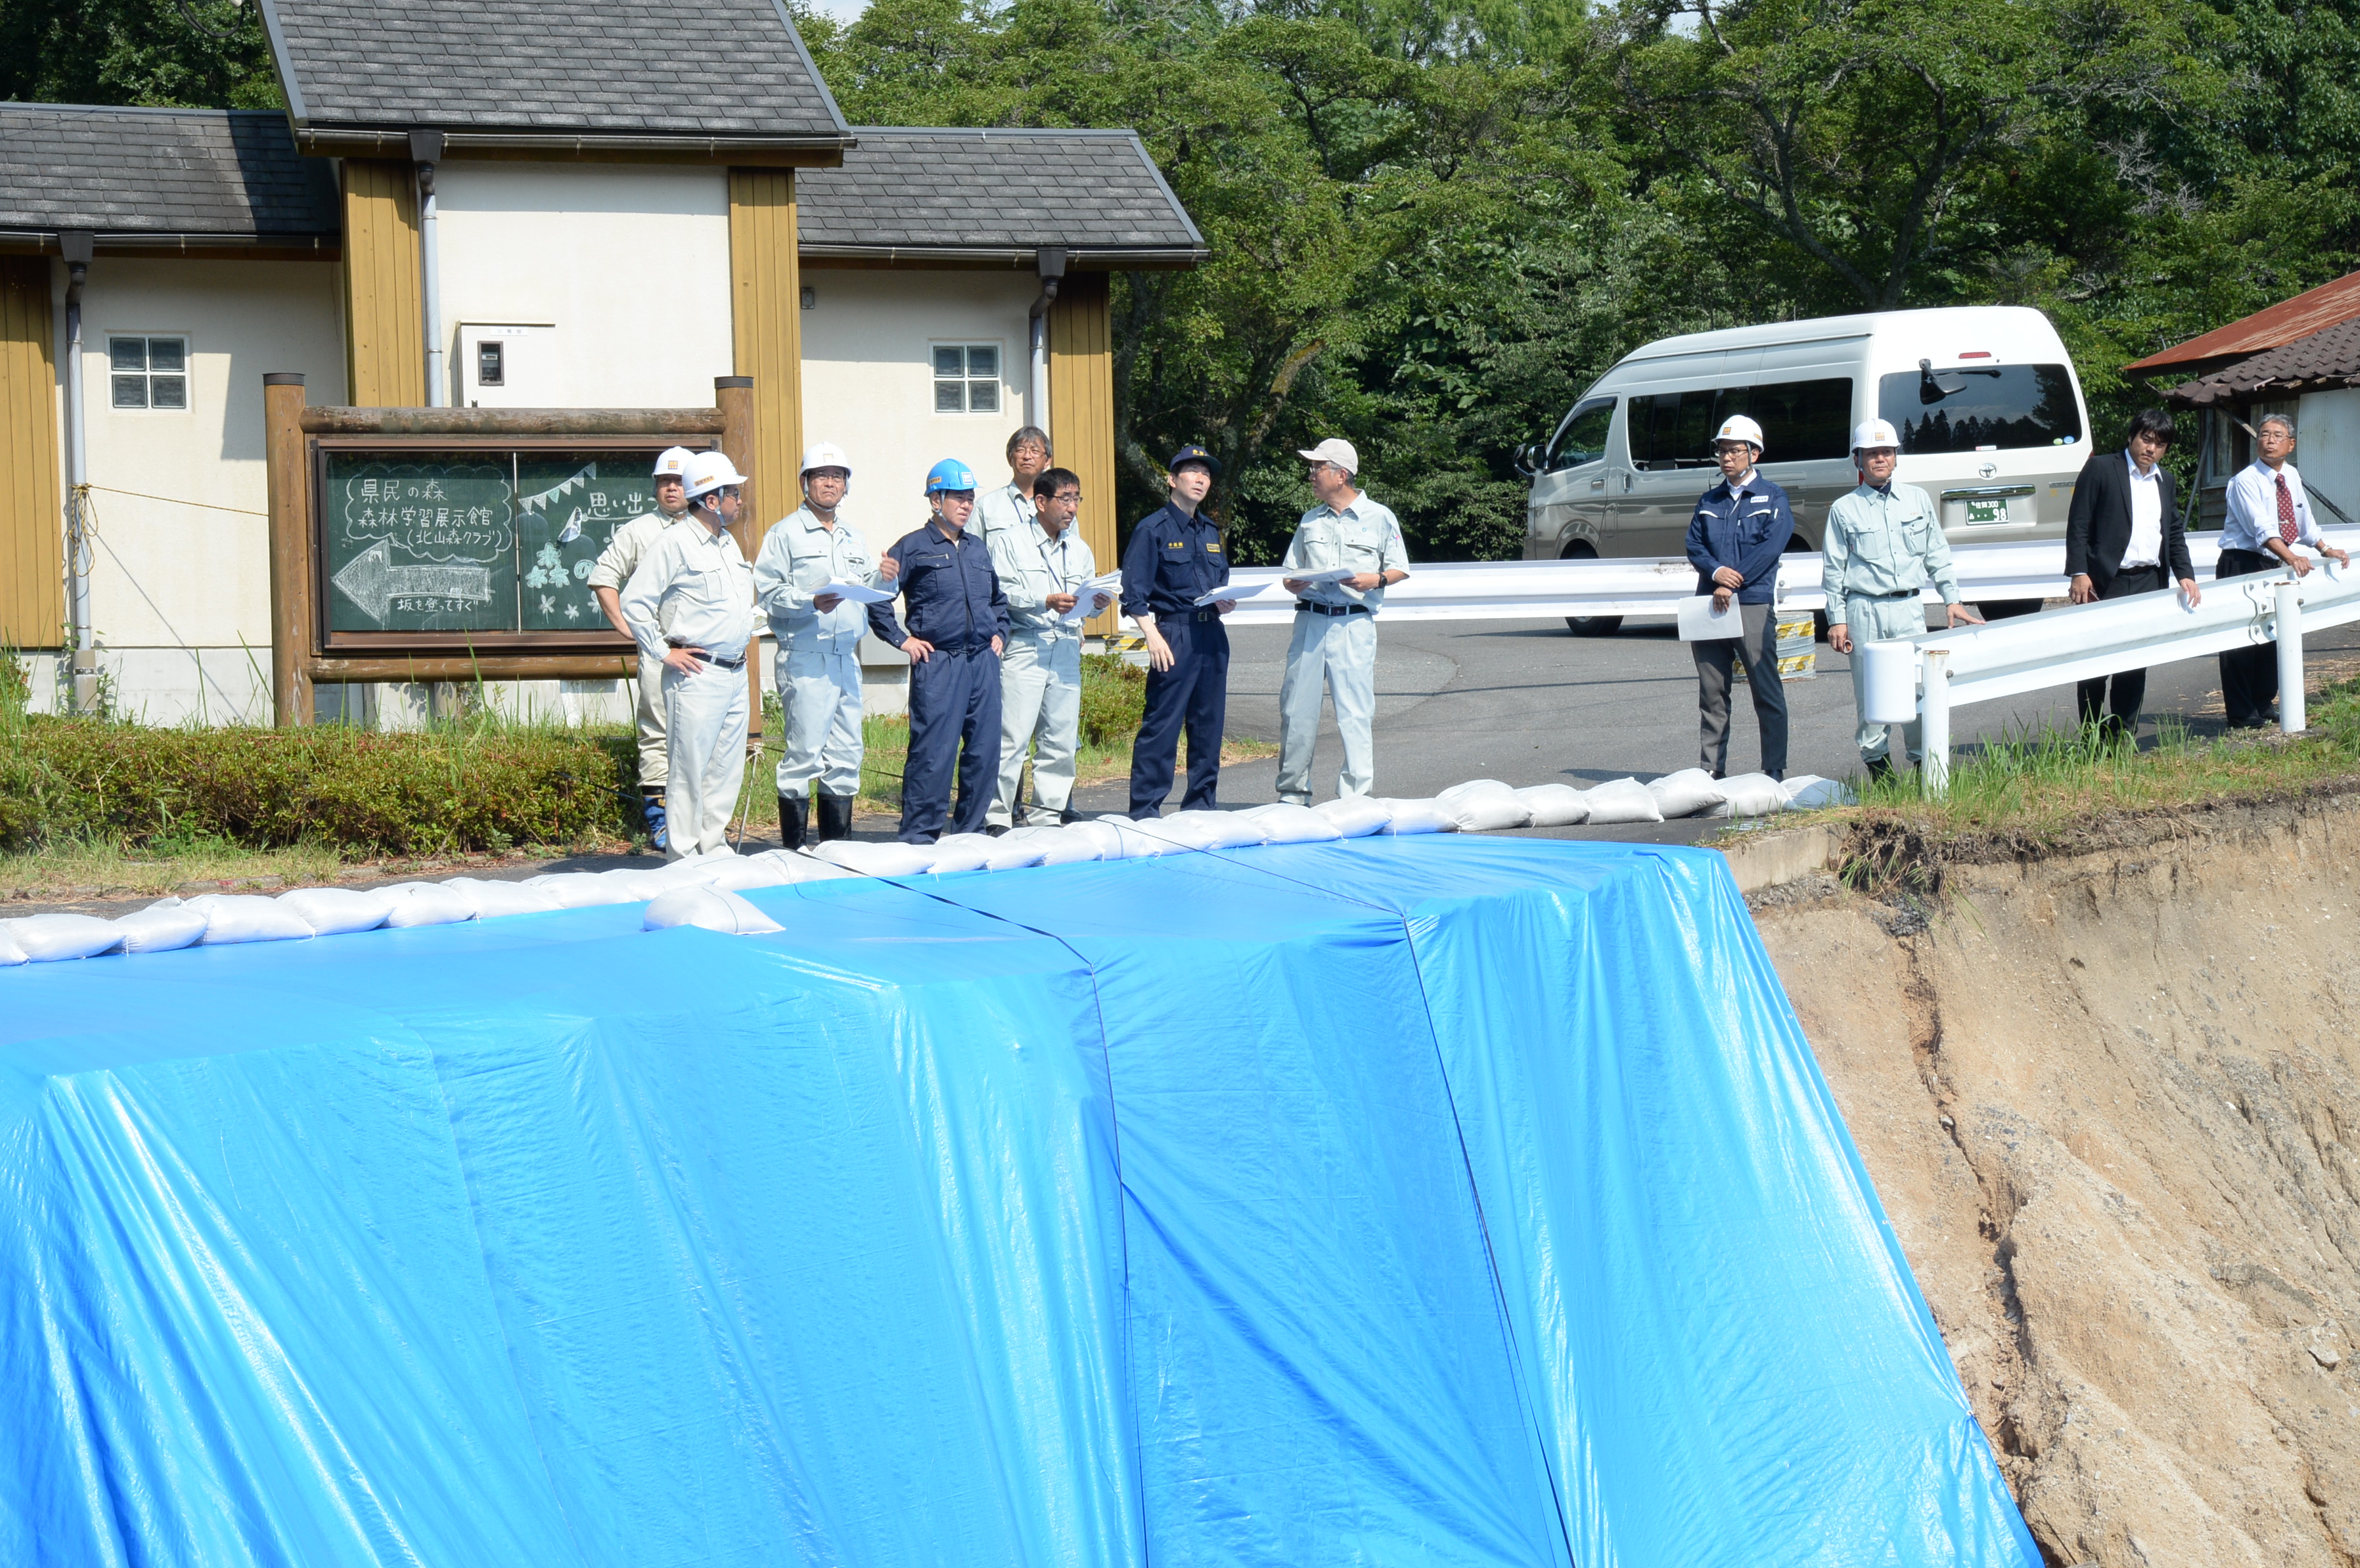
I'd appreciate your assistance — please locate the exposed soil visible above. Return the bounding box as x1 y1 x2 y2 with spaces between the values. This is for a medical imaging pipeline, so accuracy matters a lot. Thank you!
1755 796 2360 1566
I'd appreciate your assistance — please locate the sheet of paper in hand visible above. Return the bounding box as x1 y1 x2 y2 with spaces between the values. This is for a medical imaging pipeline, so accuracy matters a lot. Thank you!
1676 594 1746 641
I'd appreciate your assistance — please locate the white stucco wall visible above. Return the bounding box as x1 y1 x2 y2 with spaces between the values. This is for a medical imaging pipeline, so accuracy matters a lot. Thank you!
796 268 1040 562
434 162 734 408
59 257 345 725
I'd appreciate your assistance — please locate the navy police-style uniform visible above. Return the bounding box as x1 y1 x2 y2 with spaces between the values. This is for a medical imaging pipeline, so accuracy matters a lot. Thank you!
868 520 1011 842
1122 499 1230 816
1682 471 1794 778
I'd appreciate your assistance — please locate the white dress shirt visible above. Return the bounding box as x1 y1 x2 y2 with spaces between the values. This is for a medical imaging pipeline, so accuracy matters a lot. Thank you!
2121 449 2163 568
2221 458 2325 553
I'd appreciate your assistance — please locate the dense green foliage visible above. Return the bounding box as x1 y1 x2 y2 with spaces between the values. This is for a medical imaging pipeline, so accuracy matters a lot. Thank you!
0 711 635 854
15 0 2357 562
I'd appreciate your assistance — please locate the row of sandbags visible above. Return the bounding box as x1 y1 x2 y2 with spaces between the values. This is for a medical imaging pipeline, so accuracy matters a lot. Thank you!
0 772 1849 963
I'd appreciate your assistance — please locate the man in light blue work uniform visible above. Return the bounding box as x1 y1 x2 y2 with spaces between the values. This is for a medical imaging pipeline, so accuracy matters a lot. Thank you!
753 442 897 848
1684 414 1792 780
1276 438 1409 804
1824 418 1982 781
868 460 1008 843
975 426 1052 550
988 466 1100 831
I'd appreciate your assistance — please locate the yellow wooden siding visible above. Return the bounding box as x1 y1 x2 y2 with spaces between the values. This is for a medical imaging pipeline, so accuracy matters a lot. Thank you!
0 255 64 648
340 160 423 407
727 168 802 529
1048 272 1117 629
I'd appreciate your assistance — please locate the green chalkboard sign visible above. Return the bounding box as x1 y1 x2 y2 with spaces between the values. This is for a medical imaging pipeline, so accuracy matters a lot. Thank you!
317 446 681 642
515 454 665 631
323 454 519 633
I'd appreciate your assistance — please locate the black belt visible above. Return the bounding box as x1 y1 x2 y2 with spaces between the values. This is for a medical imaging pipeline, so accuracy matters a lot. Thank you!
1175 607 1221 624
668 639 745 670
1859 589 1919 599
1296 600 1370 616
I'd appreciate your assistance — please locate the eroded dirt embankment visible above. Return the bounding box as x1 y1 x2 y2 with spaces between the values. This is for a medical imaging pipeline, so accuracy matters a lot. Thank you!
1753 799 2360 1567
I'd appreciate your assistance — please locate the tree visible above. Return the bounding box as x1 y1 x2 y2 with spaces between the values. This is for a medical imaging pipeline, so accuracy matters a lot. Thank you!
0 0 280 108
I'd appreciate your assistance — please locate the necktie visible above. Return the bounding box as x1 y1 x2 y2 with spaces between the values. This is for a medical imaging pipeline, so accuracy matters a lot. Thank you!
2277 474 2298 544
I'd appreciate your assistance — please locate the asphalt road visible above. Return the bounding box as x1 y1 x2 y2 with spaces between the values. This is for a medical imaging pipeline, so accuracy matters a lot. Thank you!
1072 603 2360 815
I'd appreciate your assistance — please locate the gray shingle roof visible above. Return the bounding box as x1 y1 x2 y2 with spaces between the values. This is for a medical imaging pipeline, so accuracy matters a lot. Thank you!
2162 317 2360 407
797 128 1204 262
0 105 338 242
259 0 850 147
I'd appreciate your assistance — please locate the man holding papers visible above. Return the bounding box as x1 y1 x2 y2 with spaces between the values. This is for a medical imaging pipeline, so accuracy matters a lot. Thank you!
987 467 1103 831
1122 445 1234 817
1276 438 1408 804
753 442 897 848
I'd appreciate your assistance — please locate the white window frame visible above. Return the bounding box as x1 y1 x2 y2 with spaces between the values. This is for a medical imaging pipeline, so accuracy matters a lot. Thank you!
931 342 1004 415
107 332 192 413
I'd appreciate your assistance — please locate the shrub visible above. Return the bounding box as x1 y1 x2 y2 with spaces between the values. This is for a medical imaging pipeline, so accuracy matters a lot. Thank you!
0 713 635 857
1078 652 1145 747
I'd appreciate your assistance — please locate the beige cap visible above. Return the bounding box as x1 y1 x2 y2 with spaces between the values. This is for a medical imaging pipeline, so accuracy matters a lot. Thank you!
1297 437 1359 475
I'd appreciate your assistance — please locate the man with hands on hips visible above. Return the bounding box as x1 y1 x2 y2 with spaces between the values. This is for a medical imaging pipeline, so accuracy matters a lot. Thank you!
1122 446 1235 817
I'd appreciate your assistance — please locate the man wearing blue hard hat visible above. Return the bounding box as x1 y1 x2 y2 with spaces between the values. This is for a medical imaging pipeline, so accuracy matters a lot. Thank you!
868 458 1010 842
1121 444 1234 817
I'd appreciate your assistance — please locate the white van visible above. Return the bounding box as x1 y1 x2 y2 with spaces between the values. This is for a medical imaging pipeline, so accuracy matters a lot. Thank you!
1518 306 2091 630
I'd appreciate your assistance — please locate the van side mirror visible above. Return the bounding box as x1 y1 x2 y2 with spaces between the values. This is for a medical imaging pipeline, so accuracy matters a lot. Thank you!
1513 442 1541 478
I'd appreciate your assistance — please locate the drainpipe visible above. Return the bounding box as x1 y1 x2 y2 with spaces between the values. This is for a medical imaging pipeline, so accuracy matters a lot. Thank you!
410 130 447 407
1027 246 1066 435
59 230 96 712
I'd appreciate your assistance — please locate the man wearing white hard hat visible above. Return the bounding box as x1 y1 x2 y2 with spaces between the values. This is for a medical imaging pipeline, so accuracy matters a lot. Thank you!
753 442 898 848
620 451 757 859
588 445 695 849
1276 437 1409 804
1823 419 1981 783
1684 414 1793 780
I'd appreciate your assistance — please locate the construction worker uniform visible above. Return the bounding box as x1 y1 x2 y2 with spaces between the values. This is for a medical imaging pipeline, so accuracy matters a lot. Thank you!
1121 503 1230 817
1684 471 1794 778
1276 494 1408 804
974 483 1036 551
619 516 756 859
868 520 1009 843
1823 479 1958 766
754 505 877 805
586 509 686 792
988 516 1096 829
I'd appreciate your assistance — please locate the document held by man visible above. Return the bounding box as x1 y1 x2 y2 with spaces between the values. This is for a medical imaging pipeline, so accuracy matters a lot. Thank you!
818 578 896 605
1675 594 1745 641
1060 584 1118 625
1194 582 1270 607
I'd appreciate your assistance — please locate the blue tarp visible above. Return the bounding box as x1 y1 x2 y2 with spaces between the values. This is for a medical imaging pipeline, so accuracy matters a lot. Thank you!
0 837 2038 1566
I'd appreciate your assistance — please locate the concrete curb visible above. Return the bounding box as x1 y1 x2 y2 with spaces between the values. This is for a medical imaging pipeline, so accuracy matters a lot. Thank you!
1716 824 1839 894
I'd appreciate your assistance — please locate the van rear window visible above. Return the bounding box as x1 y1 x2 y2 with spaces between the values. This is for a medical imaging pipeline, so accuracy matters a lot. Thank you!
1877 363 2082 453
1628 378 1852 467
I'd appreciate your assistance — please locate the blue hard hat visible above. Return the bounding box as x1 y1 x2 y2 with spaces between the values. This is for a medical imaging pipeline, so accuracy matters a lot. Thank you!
924 458 978 494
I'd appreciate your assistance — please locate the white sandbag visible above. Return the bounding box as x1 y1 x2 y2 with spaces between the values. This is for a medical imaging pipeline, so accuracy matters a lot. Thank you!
0 921 26 965
1004 825 1106 866
1373 797 1460 835
1239 801 1344 844
441 878 564 918
9 912 127 961
114 898 212 953
593 868 676 900
813 840 939 877
277 886 397 935
767 851 858 883
920 833 996 874
644 852 744 887
1435 779 1534 831
1782 774 1849 810
642 885 782 936
978 834 1050 870
381 881 481 928
184 893 316 945
685 855 796 892
1153 810 1271 851
1312 795 1394 837
1646 768 1728 820
1711 772 1789 818
522 871 642 908
1513 783 1591 827
1093 814 1176 858
1580 778 1664 825
1055 819 1130 859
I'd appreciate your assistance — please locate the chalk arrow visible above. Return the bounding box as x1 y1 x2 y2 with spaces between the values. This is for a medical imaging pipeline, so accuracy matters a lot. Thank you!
332 539 494 622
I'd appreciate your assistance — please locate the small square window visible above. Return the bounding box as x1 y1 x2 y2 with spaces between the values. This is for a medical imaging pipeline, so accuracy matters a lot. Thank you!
106 335 189 412
931 343 1004 414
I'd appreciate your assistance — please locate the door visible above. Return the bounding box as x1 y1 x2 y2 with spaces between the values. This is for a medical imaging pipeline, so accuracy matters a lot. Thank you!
1529 396 1617 555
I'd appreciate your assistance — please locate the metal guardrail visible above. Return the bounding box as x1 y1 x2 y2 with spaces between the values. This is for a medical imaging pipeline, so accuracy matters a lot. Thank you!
1856 554 2360 794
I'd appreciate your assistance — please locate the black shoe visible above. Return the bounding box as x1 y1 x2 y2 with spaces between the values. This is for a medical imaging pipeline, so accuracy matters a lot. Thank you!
779 793 808 851
1864 755 1895 784
814 792 854 843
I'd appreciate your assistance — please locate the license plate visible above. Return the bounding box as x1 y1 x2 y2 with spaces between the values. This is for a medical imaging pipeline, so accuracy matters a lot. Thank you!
1963 497 2009 525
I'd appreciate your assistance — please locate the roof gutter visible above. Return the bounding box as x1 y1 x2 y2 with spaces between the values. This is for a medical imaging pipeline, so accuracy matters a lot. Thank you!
798 243 1207 268
290 126 857 161
0 230 337 252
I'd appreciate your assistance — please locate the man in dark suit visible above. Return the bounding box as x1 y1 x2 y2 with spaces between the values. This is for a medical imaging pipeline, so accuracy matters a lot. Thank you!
2064 409 2203 740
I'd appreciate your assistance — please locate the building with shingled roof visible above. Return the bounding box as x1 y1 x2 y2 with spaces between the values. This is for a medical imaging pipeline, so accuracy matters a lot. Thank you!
0 0 1202 725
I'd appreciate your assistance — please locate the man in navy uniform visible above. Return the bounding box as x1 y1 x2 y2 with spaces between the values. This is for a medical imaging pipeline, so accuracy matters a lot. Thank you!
1123 445 1234 817
1684 413 1793 781
868 459 1009 843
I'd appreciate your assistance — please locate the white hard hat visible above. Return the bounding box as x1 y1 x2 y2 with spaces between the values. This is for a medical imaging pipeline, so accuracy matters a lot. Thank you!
1851 418 1902 452
1297 437 1359 475
651 446 695 479
1713 415 1765 451
800 442 851 477
683 450 749 501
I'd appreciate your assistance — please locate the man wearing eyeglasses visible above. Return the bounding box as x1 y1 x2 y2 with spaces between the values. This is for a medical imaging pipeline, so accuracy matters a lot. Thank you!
2216 413 2350 728
1276 439 1407 804
988 467 1100 830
